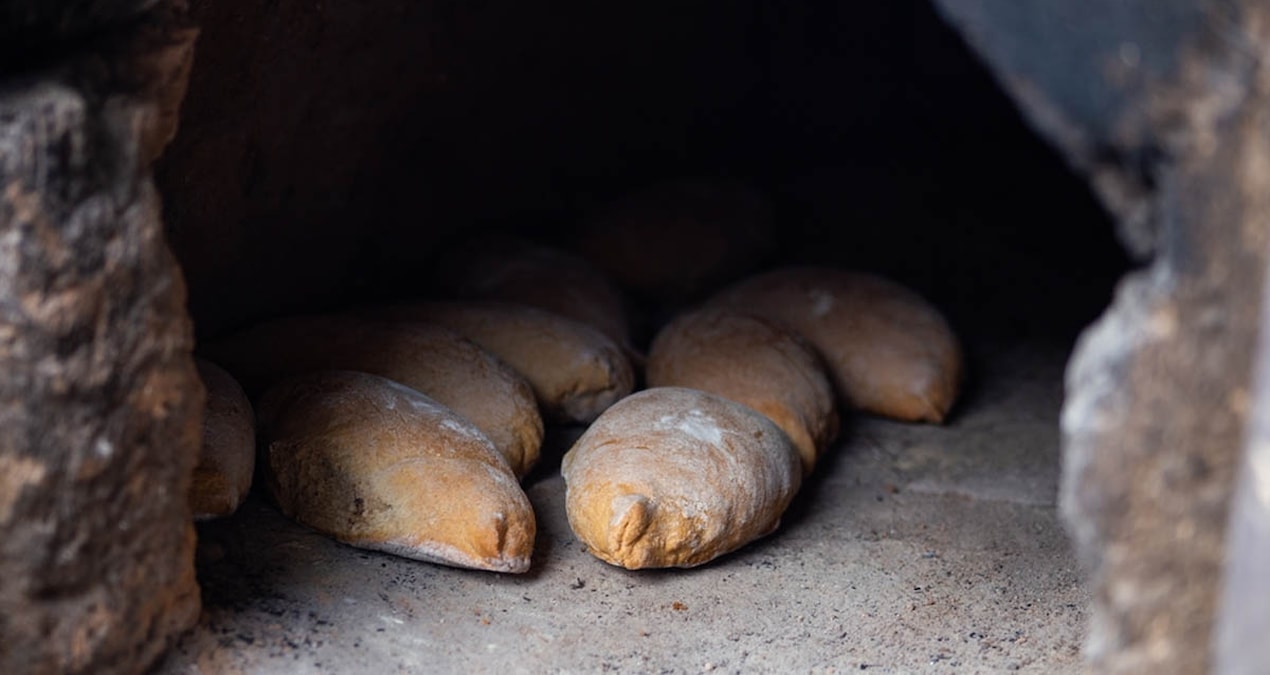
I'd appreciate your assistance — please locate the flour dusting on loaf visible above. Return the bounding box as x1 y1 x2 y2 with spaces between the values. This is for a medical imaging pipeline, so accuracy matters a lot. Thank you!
656 409 725 445
646 308 838 473
562 387 801 569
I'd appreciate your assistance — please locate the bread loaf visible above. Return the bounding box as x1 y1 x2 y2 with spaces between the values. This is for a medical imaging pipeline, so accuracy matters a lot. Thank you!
708 267 963 423
205 315 543 477
562 387 801 569
578 178 775 304
365 301 634 424
646 309 837 474
190 358 256 519
432 235 631 348
258 371 535 573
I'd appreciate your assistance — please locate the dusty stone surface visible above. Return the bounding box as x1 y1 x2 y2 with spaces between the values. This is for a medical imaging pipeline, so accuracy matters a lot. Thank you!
933 1 1270 672
157 341 1088 673
0 7 204 674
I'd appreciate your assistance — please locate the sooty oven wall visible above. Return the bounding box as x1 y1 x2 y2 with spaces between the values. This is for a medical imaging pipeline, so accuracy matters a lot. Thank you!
156 0 1130 346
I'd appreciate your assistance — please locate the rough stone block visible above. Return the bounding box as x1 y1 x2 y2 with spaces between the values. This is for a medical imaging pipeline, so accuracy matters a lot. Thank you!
0 10 203 675
932 1 1270 672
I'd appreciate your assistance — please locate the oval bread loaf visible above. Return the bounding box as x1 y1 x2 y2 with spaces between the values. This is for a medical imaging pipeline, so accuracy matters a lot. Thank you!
562 387 802 569
364 301 635 424
577 178 775 304
432 235 631 348
190 358 256 519
205 315 543 477
258 371 535 573
646 309 837 474
708 267 963 423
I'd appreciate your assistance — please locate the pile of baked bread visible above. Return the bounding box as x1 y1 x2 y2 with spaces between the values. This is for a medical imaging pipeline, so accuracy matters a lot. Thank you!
189 179 963 573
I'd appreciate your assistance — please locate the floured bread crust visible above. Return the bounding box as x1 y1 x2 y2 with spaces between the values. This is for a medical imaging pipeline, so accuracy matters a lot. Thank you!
365 301 634 424
708 267 963 423
258 371 535 573
562 387 801 569
646 309 837 474
190 358 256 519
206 315 543 477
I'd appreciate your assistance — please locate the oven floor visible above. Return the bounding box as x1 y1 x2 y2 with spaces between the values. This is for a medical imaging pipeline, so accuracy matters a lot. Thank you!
157 340 1089 673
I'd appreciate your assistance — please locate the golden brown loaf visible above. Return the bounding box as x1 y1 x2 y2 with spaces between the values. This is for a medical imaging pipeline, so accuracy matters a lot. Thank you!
257 371 535 573
431 235 631 348
562 387 802 569
364 301 635 424
646 308 837 474
190 358 256 519
205 315 543 477
708 267 963 423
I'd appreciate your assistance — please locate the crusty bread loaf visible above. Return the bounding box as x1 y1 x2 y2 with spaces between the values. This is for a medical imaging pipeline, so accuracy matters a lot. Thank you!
708 267 963 423
257 371 535 573
431 234 631 348
577 178 775 304
646 309 837 474
205 315 542 477
364 301 634 424
190 358 256 519
562 387 801 569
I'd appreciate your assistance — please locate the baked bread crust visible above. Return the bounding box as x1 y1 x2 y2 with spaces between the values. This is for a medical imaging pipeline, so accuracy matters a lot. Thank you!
432 235 631 348
365 301 634 424
577 178 775 304
207 315 543 477
190 358 256 519
258 371 535 573
562 387 801 569
647 308 837 474
709 267 963 422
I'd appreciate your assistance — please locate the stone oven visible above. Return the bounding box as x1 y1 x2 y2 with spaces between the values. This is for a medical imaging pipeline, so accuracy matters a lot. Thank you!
2 0 1267 673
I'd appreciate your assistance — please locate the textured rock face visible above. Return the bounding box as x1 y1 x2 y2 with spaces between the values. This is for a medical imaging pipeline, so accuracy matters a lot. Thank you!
933 1 1270 672
0 9 203 675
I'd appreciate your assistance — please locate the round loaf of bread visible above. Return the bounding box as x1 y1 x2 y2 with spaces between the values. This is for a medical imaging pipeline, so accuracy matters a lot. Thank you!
258 371 535 573
190 358 256 519
708 267 963 423
646 309 837 474
432 235 631 348
365 301 634 424
562 387 801 569
206 315 543 477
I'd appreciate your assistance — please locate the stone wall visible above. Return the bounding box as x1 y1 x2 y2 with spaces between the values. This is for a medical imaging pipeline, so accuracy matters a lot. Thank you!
0 3 204 673
933 1 1270 672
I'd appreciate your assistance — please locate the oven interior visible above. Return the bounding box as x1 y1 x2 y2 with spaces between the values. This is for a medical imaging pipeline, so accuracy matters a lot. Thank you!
151 1 1133 671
